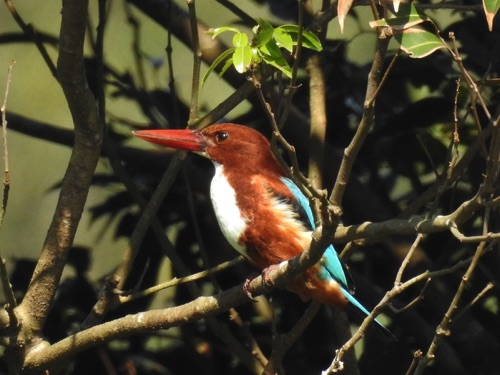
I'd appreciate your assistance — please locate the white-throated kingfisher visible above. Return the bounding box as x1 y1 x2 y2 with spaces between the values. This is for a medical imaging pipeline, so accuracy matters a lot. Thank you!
134 123 379 322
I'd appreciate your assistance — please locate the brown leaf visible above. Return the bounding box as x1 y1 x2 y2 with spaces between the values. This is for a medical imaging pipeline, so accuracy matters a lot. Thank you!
338 0 355 33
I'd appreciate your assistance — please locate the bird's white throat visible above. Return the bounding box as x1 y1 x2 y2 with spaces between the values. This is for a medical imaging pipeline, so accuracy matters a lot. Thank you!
210 163 248 257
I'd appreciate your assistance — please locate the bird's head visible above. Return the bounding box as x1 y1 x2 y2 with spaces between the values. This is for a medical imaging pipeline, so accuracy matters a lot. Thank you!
134 123 284 175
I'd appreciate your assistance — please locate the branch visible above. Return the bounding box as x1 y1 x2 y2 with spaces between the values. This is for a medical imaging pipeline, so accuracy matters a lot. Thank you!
187 0 201 124
0 60 14 232
334 190 487 244
23 220 334 372
4 0 58 78
118 257 243 304
306 53 327 189
15 0 103 339
413 239 493 374
263 301 322 375
329 30 391 211
324 256 472 374
0 61 16 315
24 283 252 372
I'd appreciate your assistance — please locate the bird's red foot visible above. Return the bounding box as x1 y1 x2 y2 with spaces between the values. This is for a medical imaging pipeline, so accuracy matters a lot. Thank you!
243 272 259 301
243 263 284 300
262 264 280 287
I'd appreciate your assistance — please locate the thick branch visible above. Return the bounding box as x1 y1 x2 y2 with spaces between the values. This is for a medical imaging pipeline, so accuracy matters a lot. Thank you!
16 0 102 337
23 285 249 372
22 221 333 372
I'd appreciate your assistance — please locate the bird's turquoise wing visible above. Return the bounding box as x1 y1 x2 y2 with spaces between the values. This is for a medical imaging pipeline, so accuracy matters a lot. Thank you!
280 178 390 334
280 178 350 289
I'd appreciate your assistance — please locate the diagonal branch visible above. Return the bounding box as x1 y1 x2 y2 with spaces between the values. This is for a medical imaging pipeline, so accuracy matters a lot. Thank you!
329 30 391 212
22 220 334 372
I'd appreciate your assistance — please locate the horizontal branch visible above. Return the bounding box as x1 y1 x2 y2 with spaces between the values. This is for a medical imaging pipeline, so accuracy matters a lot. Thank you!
23 222 334 372
24 283 250 372
335 192 486 244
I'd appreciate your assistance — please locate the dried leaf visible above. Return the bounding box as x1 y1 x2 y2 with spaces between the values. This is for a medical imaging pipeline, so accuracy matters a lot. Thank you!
338 0 355 33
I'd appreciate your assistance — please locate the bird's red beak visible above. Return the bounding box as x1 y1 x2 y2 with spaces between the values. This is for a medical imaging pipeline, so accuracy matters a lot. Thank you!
133 129 209 152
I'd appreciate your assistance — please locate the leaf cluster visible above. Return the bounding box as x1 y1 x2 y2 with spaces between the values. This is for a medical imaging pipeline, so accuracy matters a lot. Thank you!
203 18 322 83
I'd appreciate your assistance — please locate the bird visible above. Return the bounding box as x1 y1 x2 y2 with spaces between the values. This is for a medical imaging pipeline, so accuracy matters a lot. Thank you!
134 123 381 324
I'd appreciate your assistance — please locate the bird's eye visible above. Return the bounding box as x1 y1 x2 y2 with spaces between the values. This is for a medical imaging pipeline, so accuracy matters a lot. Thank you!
215 131 229 142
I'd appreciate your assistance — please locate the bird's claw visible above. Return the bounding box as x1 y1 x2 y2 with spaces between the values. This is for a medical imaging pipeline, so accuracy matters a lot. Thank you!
243 265 280 301
243 273 259 301
262 264 279 287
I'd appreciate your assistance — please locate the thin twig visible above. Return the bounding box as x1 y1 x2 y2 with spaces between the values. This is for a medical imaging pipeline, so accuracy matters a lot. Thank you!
365 49 399 108
0 60 15 231
448 220 500 242
391 278 431 314
4 0 58 78
263 301 322 374
0 61 16 312
448 33 491 120
124 2 147 90
394 234 423 286
454 282 494 323
119 257 243 304
0 256 17 309
228 306 269 368
114 152 186 288
413 202 495 374
277 0 305 129
404 350 423 375
329 30 391 211
187 0 201 124
95 0 107 119
215 0 256 26
165 0 182 128
324 257 472 374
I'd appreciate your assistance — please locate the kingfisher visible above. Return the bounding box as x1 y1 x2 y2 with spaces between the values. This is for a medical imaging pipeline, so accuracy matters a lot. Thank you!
134 123 379 322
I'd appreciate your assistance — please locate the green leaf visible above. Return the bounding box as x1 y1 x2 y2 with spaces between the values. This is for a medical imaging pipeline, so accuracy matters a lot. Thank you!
394 25 445 58
209 26 239 39
272 27 294 52
254 18 274 47
209 27 239 40
233 32 249 48
276 25 323 51
201 47 235 86
261 54 292 77
220 57 234 78
259 39 283 59
484 0 500 13
233 44 252 73
369 4 429 30
483 0 500 31
251 47 262 63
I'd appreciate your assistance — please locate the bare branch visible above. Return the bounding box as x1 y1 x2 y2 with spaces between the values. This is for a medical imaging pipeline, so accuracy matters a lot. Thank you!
329 30 391 211
16 0 103 338
187 0 202 124
0 60 14 231
4 0 58 78
263 301 322 374
118 257 243 304
324 257 472 374
413 238 494 374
